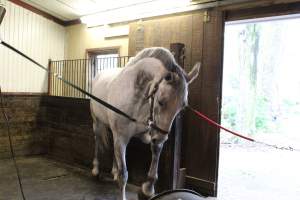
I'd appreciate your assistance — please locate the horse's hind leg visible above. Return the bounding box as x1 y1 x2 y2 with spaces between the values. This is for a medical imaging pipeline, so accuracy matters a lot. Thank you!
92 121 104 176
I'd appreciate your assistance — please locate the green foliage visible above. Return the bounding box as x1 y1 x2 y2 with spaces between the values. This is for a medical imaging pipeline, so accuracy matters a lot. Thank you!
255 96 269 132
222 103 237 129
222 17 300 145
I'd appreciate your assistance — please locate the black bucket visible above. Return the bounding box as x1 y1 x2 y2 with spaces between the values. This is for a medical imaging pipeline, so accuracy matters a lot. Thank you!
149 189 206 200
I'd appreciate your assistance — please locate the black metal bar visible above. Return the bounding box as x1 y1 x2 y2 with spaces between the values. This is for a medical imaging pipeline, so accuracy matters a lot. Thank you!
60 61 63 96
81 58 84 98
86 59 88 96
60 61 66 96
73 60 75 97
68 61 71 97
86 59 89 96
56 61 58 96
90 58 93 93
57 62 60 96
51 62 54 95
110 57 112 69
88 59 91 94
69 60 70 96
92 58 95 77
89 58 91 95
65 61 67 96
77 59 80 97
79 60 86 98
49 61 53 95
55 61 57 96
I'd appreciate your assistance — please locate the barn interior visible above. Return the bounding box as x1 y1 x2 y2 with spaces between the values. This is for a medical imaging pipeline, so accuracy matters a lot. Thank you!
0 0 300 200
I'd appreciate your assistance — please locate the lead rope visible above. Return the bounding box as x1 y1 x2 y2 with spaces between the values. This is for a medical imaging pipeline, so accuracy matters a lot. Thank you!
0 87 26 200
187 106 300 152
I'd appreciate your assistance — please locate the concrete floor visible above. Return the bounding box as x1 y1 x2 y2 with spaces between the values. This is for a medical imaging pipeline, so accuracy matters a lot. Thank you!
0 156 138 200
218 144 300 200
5 146 297 200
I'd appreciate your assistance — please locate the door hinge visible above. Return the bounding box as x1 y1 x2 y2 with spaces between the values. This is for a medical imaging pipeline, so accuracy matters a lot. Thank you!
204 11 210 23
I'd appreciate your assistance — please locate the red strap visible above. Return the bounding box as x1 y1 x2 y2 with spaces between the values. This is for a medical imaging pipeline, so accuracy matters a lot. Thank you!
188 106 255 142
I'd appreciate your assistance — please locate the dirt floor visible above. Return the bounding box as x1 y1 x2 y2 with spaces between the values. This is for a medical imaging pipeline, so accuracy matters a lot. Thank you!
216 143 300 200
0 156 138 200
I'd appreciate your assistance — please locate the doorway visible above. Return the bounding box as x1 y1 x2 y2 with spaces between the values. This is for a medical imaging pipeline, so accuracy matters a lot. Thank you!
220 14 300 199
87 47 120 76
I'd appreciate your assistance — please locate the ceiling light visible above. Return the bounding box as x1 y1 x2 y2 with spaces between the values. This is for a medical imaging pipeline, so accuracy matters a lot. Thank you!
80 0 191 27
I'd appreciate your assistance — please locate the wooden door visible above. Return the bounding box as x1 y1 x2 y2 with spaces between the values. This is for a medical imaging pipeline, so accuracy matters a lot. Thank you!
183 9 224 197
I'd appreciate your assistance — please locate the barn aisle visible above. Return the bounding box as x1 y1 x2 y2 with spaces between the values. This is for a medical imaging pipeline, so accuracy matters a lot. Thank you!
0 156 138 200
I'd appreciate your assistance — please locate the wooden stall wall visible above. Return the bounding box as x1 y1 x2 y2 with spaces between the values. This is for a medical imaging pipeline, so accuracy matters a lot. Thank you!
41 96 155 186
44 96 94 167
0 94 49 159
0 95 155 186
129 12 203 70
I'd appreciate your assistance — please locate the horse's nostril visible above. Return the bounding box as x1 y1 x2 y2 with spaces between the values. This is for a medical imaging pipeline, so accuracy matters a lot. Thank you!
152 139 157 144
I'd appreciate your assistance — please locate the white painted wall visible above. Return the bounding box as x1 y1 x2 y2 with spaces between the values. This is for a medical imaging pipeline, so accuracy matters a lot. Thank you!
0 0 65 93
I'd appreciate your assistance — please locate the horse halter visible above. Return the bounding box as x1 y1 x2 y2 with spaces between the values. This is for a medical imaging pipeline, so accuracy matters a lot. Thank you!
146 80 169 135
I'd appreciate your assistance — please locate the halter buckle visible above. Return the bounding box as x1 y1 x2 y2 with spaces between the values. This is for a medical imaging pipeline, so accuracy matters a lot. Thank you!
147 119 154 129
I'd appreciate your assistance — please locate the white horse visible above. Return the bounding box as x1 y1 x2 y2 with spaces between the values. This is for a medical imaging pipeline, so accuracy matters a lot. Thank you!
90 47 200 200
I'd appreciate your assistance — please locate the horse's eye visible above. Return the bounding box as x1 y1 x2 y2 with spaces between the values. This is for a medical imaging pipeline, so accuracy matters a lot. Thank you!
164 73 172 81
158 100 164 106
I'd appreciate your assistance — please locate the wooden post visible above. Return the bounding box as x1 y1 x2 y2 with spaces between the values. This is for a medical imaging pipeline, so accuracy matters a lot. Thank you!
170 43 185 68
170 43 185 189
157 43 186 192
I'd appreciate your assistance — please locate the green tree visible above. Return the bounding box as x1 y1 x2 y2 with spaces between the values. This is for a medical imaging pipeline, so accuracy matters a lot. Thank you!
236 24 260 138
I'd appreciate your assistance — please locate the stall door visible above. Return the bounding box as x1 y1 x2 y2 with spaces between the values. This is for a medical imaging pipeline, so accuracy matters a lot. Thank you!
183 9 224 197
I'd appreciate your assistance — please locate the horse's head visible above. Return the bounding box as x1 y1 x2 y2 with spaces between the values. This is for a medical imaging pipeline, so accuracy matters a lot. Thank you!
129 47 200 143
150 62 201 142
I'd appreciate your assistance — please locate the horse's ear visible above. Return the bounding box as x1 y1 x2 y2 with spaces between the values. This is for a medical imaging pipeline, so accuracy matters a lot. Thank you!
187 62 201 85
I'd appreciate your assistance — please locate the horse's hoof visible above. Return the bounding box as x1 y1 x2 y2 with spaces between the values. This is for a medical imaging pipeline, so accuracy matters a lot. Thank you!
138 189 152 200
92 168 99 176
113 173 118 181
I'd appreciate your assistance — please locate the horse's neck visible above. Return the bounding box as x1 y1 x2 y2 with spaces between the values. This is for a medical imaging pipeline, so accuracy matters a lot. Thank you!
129 59 167 82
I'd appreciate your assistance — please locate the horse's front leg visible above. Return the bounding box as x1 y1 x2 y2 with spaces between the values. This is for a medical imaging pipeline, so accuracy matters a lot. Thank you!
114 137 129 200
142 141 164 197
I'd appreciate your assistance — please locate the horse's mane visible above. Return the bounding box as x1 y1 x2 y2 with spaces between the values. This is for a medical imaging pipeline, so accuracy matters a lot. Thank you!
127 47 188 80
